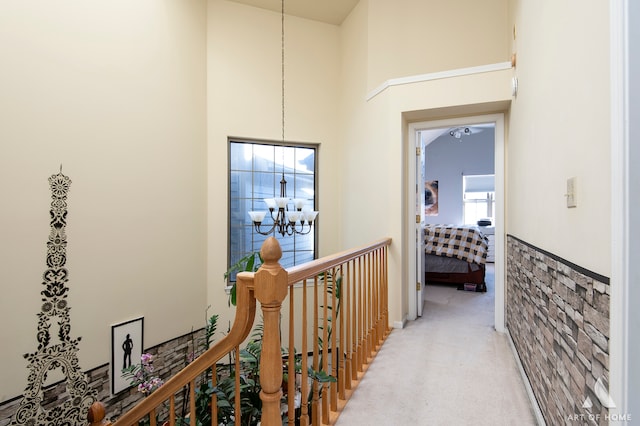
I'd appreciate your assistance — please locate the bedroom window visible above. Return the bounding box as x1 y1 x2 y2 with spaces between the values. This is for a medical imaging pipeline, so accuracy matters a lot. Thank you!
463 174 495 225
228 140 318 281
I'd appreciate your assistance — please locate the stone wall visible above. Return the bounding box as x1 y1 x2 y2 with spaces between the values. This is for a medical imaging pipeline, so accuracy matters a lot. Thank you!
506 235 611 425
0 328 204 425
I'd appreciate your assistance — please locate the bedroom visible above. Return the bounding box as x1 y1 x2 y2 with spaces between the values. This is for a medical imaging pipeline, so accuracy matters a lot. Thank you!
420 123 496 298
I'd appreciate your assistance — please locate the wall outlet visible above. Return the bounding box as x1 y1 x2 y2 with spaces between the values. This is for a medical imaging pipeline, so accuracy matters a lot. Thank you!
566 177 577 208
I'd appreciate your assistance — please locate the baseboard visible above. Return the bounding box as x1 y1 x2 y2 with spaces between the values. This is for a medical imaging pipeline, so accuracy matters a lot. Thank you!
393 316 407 329
505 328 546 426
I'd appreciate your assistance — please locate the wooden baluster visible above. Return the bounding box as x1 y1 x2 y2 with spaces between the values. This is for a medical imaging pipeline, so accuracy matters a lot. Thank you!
377 250 386 338
350 259 358 382
369 251 376 351
322 268 330 424
330 267 338 411
312 275 320 426
361 254 366 361
357 256 364 373
378 247 383 336
300 278 309 426
363 254 369 363
378 248 384 339
363 252 369 359
149 407 157 426
254 237 288 426
383 246 389 335
362 254 367 361
345 261 353 389
211 368 218 425
371 252 380 350
288 285 295 426
234 346 241 426
169 395 175 425
372 252 377 351
367 252 373 358
189 379 196 426
338 264 346 401
378 249 384 343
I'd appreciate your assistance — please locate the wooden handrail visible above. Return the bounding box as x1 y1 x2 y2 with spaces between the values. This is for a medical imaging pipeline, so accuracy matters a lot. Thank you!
91 270 257 426
287 238 391 285
90 236 392 426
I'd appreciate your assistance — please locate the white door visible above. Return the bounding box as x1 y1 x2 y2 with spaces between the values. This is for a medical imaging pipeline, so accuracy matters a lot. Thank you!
416 133 426 316
407 114 505 327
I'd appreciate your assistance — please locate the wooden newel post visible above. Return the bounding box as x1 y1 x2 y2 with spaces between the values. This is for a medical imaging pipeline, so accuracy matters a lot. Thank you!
87 401 111 425
254 237 288 426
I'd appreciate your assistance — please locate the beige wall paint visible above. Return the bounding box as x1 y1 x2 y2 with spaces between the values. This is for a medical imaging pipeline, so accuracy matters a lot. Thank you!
0 1 207 400
507 0 611 276
206 0 342 329
341 0 610 325
340 0 512 325
367 0 509 92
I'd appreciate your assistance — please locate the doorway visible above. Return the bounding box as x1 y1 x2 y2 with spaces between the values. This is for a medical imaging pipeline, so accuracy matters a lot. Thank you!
407 114 505 332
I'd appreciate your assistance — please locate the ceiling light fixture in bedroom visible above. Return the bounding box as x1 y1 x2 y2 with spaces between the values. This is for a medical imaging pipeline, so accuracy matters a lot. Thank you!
247 0 318 237
449 127 471 139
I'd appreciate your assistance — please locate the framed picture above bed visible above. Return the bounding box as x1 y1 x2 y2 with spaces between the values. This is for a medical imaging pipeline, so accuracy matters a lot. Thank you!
425 180 438 216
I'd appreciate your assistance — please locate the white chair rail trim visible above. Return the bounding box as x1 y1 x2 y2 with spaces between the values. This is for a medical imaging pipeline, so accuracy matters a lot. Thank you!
366 61 513 102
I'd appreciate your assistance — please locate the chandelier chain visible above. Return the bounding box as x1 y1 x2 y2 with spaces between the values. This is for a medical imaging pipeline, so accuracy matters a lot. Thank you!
281 0 285 145
246 0 318 237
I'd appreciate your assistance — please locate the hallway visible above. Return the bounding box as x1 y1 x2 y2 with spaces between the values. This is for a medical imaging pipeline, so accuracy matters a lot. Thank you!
335 265 539 425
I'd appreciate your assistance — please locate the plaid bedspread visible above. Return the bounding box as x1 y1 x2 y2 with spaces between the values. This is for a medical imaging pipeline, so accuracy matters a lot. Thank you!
424 225 488 265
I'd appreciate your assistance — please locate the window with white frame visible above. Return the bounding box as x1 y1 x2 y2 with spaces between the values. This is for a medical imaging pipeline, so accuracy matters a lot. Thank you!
463 174 495 225
228 140 318 279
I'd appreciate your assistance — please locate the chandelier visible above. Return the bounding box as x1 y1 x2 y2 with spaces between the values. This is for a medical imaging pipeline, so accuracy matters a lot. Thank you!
247 0 318 237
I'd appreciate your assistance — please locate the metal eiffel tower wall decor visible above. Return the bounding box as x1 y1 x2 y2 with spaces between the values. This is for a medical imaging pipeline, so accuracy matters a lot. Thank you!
11 168 97 426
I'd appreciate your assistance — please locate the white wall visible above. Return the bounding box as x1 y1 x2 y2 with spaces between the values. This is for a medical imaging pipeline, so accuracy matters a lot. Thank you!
0 1 208 400
424 129 495 225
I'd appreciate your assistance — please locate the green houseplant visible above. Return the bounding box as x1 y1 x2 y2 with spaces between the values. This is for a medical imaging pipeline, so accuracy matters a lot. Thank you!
224 251 262 306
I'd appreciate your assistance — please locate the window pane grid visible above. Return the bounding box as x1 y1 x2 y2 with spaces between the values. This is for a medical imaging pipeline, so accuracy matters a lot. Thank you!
462 174 495 225
229 141 317 278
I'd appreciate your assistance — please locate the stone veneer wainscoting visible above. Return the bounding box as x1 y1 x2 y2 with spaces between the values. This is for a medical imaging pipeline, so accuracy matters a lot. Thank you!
0 329 204 425
507 235 610 425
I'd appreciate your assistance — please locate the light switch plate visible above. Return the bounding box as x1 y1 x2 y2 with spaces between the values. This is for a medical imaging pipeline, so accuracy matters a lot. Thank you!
566 177 577 208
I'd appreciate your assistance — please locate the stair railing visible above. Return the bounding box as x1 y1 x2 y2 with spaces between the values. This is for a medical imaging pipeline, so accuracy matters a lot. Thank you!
280 236 392 426
88 235 392 426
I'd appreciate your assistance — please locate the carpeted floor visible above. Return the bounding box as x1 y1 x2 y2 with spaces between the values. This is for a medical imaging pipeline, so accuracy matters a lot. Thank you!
335 265 538 426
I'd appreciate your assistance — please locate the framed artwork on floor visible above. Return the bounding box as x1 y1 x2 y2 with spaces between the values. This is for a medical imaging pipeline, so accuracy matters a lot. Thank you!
111 316 144 395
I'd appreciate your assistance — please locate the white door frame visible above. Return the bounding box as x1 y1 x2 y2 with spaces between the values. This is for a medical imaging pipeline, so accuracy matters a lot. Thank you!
406 113 506 333
415 134 426 316
609 0 632 417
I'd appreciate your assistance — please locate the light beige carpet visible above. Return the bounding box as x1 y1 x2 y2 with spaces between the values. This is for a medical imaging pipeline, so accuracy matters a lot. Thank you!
335 265 538 426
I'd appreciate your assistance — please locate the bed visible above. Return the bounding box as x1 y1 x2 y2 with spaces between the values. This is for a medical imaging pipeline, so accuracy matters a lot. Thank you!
424 225 489 292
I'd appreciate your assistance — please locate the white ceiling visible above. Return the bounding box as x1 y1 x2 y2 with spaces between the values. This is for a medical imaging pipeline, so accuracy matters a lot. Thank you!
227 0 360 25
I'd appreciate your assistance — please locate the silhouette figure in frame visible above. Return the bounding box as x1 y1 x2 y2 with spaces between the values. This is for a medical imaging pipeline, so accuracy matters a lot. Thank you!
122 334 133 369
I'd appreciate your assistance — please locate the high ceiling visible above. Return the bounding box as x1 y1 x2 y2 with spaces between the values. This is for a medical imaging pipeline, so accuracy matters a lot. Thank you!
227 0 360 25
